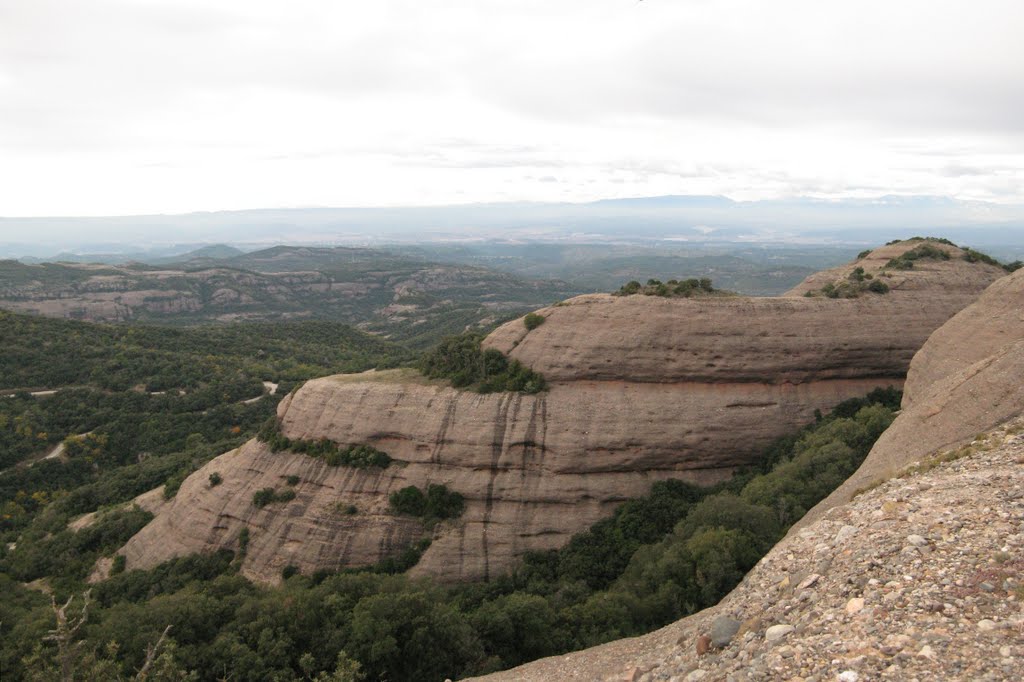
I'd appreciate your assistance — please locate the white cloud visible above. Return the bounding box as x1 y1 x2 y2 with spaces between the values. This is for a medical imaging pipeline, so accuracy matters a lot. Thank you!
0 0 1022 216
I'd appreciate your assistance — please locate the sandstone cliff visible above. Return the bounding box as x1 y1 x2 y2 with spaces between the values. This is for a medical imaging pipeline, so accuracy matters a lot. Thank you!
119 240 1006 583
471 260 1024 681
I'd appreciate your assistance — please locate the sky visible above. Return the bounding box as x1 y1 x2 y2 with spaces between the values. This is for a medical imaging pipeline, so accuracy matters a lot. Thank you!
0 0 1022 217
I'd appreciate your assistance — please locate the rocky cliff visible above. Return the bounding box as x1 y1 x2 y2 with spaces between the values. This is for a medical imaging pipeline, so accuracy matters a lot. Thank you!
119 240 1006 584
471 263 1024 681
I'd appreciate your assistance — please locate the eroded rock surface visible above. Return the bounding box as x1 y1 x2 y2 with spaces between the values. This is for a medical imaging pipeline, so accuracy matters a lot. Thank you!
120 241 1007 583
473 429 1024 682
472 252 1024 682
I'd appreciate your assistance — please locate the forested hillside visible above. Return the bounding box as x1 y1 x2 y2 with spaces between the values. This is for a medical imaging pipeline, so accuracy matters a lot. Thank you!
0 311 412 536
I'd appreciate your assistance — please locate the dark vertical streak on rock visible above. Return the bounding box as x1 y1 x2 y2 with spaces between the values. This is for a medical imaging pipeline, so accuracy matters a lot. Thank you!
431 395 458 465
482 393 513 581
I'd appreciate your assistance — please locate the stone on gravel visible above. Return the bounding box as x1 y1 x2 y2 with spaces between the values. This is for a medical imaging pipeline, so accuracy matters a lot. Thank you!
764 624 795 642
834 525 858 544
709 617 742 648
695 635 712 656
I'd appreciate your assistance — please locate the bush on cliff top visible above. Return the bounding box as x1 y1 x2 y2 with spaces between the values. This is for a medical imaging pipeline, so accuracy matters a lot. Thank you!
885 242 951 270
613 277 718 297
881 238 1016 272
419 332 546 394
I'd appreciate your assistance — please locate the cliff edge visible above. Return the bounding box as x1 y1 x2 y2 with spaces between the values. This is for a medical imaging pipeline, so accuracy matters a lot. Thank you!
472 265 1024 681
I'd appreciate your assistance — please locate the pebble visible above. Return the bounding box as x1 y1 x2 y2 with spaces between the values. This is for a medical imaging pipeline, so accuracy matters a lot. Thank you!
835 525 859 544
906 534 928 547
709 617 741 648
695 635 712 656
845 598 865 615
765 624 795 642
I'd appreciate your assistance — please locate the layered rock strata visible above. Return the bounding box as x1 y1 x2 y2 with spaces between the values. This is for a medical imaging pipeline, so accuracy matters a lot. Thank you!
120 241 1006 583
473 257 1024 682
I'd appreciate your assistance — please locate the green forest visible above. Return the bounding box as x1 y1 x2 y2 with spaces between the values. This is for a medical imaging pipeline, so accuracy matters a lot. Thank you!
0 301 901 682
0 311 412 534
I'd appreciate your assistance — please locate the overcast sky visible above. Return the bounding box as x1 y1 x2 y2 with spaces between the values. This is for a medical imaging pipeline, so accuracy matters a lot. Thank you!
1 0 1022 216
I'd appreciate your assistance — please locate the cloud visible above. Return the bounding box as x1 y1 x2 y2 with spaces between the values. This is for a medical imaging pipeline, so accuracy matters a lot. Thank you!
0 0 1022 215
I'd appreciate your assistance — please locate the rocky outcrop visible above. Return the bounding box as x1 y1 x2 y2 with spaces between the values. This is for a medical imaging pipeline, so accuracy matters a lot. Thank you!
471 258 1024 682
121 371 889 584
119 240 1007 583
799 265 1024 527
472 427 1024 681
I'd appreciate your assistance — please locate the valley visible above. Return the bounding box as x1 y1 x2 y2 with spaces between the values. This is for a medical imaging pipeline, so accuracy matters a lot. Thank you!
0 238 1021 681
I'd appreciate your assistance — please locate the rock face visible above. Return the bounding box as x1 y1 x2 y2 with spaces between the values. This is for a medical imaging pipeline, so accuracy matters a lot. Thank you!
469 255 1024 682
120 240 1006 583
801 265 1024 527
472 425 1024 682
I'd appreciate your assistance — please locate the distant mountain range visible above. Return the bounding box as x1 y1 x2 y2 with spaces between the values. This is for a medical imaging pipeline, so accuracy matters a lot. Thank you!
3 195 1023 259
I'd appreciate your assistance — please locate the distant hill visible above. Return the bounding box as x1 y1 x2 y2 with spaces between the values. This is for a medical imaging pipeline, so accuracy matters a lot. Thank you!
0 246 581 349
146 244 244 265
3 195 1023 255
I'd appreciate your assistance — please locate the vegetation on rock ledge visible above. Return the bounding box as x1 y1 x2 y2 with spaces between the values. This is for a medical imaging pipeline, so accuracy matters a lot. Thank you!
805 266 891 298
389 484 465 521
419 332 546 394
257 418 393 468
613 277 721 297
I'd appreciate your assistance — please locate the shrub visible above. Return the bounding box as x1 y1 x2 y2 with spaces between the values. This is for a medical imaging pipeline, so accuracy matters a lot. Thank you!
867 279 890 294
162 469 190 500
257 418 393 469
615 277 718 298
961 247 1000 267
389 484 464 521
252 488 276 508
238 527 249 553
389 486 427 516
286 475 300 486
885 243 950 270
857 249 872 259
420 333 547 394
425 483 465 519
208 472 222 487
282 564 299 580
809 267 890 298
110 553 126 575
252 487 294 508
523 313 545 331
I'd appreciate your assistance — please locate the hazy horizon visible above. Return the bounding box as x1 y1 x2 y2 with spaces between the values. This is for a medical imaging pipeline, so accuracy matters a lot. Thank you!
2 1 1022 217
